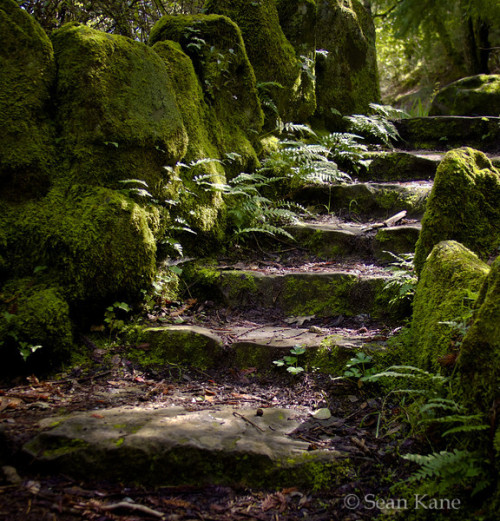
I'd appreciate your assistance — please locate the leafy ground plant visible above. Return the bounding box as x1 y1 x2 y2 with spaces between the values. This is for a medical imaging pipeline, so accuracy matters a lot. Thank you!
273 345 306 375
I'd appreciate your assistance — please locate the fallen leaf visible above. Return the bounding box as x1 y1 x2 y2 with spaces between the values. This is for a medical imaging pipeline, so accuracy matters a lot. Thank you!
0 397 23 412
284 315 315 326
262 492 287 512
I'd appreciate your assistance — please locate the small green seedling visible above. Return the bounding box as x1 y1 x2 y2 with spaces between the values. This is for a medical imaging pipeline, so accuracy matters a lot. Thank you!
343 352 376 381
274 345 306 375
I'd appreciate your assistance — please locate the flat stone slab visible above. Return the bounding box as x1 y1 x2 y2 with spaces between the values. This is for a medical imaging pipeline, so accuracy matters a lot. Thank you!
23 406 343 488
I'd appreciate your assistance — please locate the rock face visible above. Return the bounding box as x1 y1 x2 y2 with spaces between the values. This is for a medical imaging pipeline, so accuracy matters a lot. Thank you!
203 0 315 123
429 75 500 117
315 0 379 127
149 14 263 175
414 148 500 274
410 241 489 371
51 23 187 197
0 0 55 201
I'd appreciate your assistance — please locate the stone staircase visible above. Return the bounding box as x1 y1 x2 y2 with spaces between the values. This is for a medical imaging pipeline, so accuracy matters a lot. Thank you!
16 118 500 491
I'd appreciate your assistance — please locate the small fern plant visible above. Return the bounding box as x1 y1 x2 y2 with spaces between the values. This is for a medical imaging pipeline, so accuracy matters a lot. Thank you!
382 252 418 308
402 449 491 496
345 103 406 147
194 170 307 242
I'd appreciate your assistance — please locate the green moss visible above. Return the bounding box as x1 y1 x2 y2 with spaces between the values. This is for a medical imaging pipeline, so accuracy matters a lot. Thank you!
6 185 158 305
457 255 500 413
281 273 391 319
410 241 489 371
282 273 357 316
0 0 55 201
0 278 73 360
414 148 500 275
315 0 379 127
150 14 262 175
24 436 89 459
50 23 187 197
309 340 355 375
204 0 313 122
219 271 259 307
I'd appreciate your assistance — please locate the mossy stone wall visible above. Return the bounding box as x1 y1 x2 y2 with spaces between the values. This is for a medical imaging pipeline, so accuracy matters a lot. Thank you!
0 0 56 201
410 241 489 371
414 148 500 275
315 0 379 127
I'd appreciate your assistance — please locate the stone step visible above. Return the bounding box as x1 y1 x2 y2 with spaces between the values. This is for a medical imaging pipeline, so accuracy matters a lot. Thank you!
362 151 439 182
394 116 500 153
200 268 400 321
23 405 344 489
289 221 420 263
358 150 499 183
292 181 431 218
126 324 385 373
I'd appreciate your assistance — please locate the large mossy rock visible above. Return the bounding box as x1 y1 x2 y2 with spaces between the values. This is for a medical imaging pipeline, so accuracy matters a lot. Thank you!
203 0 315 123
0 0 55 201
152 40 225 234
414 148 500 275
276 0 317 57
149 14 262 173
410 241 489 371
315 0 379 127
457 255 500 412
0 279 73 367
51 24 187 197
6 186 159 305
429 75 500 117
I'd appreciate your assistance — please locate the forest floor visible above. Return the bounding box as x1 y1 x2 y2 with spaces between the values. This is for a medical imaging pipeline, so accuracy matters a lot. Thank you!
0 346 422 521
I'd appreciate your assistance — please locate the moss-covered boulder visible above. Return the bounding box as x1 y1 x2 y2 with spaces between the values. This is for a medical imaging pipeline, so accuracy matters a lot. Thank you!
429 75 500 117
152 40 226 234
51 24 187 197
0 279 73 366
414 148 500 275
275 0 317 121
203 0 314 123
315 0 379 127
410 241 489 371
277 0 317 57
457 255 500 412
0 0 55 201
6 186 159 305
149 14 262 173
